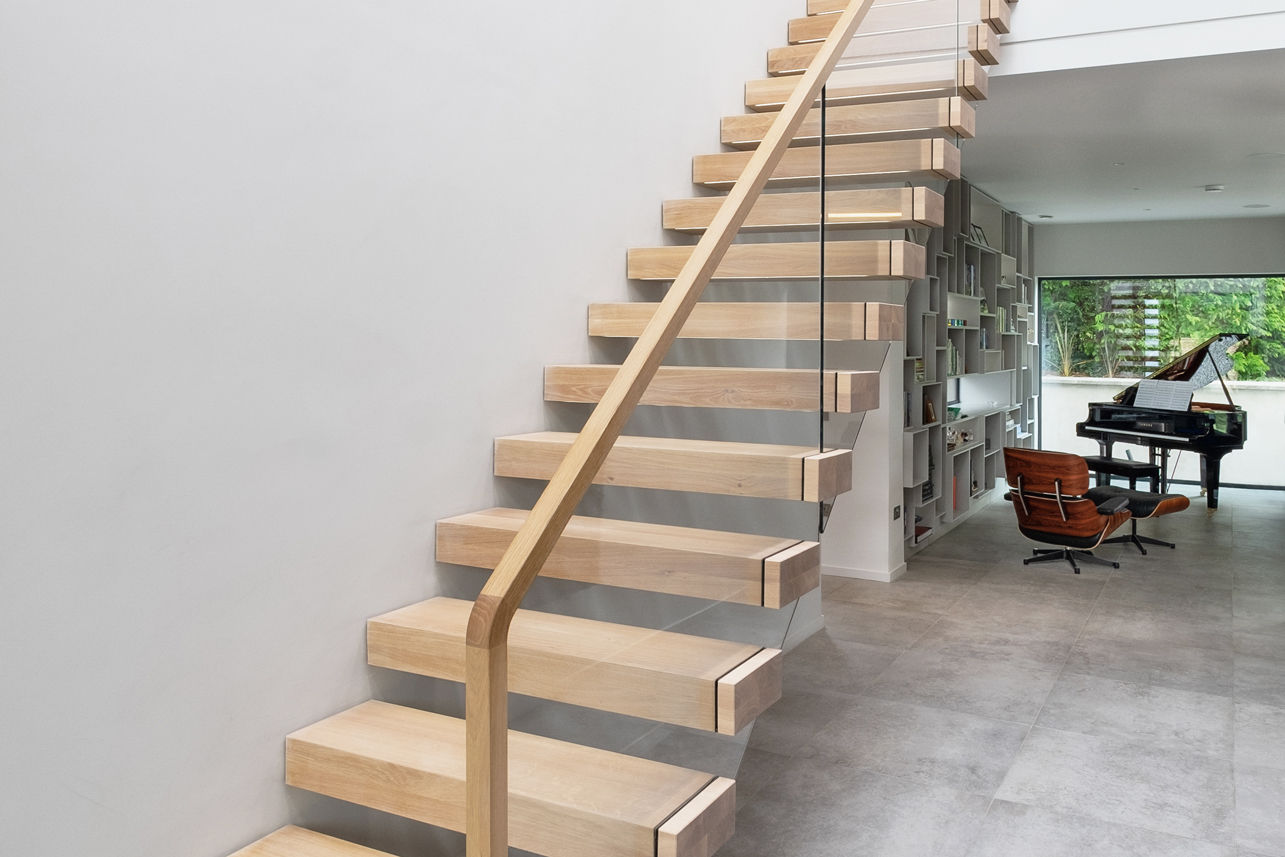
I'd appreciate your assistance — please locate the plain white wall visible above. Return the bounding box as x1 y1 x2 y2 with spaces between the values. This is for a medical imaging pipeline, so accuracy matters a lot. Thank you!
0 1 802 855
1034 216 1285 277
995 0 1285 75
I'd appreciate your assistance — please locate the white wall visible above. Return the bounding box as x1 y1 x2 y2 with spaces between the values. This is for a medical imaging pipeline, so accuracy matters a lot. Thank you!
0 2 801 855
1035 217 1285 278
997 0 1285 76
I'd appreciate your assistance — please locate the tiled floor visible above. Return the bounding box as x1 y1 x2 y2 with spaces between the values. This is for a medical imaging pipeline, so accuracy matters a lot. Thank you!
723 487 1285 857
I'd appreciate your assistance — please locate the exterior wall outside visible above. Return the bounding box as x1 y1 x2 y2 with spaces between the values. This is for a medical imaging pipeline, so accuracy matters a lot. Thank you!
1041 376 1285 488
0 2 802 855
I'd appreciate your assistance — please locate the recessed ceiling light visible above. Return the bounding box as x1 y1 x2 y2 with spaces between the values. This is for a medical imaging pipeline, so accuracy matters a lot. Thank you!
1244 203 1272 209
1112 162 1125 167
1038 214 1054 220
1204 184 1225 193
1132 187 1142 191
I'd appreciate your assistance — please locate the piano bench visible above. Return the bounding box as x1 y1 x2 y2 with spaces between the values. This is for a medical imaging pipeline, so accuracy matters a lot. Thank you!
1081 455 1161 491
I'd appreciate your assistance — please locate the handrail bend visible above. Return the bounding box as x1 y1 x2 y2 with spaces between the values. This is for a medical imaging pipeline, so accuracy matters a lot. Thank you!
464 2 877 854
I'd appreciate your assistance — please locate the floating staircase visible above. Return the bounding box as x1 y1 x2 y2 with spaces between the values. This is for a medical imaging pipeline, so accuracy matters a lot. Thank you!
230 0 1017 854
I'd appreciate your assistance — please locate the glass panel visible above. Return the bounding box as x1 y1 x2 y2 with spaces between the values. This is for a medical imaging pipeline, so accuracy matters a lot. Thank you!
1039 275 1283 489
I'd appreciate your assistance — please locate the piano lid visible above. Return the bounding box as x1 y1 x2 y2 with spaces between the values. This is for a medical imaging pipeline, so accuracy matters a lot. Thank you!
1114 333 1249 407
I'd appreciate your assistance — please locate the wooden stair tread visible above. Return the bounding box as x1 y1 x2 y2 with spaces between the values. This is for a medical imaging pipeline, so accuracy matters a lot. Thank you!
286 701 736 857
721 97 974 148
769 24 1000 75
790 0 1011 43
588 301 904 342
494 431 851 502
230 827 393 857
663 188 943 233
545 364 880 414
693 138 959 188
368 597 782 733
745 58 987 111
436 507 819 609
627 240 925 281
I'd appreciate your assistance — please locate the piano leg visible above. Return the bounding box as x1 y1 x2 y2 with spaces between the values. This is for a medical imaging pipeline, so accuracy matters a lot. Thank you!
1203 454 1223 509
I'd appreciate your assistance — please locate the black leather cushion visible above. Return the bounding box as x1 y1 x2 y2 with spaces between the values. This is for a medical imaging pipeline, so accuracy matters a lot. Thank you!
1087 485 1190 519
1081 455 1160 479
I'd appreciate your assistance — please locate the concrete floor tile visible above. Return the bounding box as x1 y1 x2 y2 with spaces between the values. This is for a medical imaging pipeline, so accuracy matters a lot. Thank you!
864 648 1063 724
725 755 990 857
780 631 902 697
944 588 1096 642
1235 765 1285 857
1081 599 1234 651
963 800 1235 857
911 618 1075 665
819 599 941 648
1235 654 1285 709
1064 634 1235 696
804 696 1029 795
745 689 849 756
996 727 1234 843
1235 701 1285 772
1037 672 1234 757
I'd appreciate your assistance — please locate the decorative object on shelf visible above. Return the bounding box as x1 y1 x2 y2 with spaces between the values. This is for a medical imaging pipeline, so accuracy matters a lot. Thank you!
945 427 959 450
914 358 925 382
923 395 936 425
960 430 975 444
947 405 962 421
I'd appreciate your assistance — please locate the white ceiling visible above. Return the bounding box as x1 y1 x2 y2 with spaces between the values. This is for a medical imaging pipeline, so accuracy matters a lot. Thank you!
958 48 1285 224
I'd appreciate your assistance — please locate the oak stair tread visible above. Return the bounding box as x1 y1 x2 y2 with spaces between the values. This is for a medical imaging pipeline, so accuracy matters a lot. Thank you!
662 188 944 233
230 827 393 857
494 431 851 502
545 364 880 413
807 0 1017 17
790 0 1011 43
588 301 905 342
435 507 820 608
693 138 959 188
721 97 974 148
286 701 736 857
768 24 1000 75
628 240 925 281
745 58 987 111
368 596 782 734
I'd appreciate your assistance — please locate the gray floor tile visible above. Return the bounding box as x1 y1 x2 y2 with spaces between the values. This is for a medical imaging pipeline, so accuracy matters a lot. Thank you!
1235 701 1285 772
804 696 1029 795
1235 631 1285 661
910 618 1075 665
825 575 970 614
944 587 1096 642
864 648 1063 724
1236 654 1285 708
745 689 849 756
963 800 1235 857
1064 634 1235 696
1037 672 1234 756
724 754 990 857
1081 599 1235 651
819 599 940 649
996 726 1234 843
1234 590 1285 637
781 631 902 697
1235 765 1285 857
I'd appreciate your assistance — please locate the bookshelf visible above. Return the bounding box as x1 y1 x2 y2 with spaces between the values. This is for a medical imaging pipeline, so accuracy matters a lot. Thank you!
902 180 1039 552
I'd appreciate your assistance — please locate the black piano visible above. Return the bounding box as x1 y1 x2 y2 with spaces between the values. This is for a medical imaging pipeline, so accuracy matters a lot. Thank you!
1076 333 1249 509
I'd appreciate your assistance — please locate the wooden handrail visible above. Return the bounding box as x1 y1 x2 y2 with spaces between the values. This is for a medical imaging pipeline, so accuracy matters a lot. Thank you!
464 2 877 854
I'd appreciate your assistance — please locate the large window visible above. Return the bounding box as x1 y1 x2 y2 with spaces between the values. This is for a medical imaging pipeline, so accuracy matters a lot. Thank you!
1039 276 1285 489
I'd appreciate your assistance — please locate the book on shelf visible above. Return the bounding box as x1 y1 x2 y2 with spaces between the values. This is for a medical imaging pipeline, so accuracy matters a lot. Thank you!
914 524 934 544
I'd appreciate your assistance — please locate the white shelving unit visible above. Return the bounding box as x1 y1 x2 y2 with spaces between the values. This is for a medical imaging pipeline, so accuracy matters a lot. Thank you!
902 180 1039 551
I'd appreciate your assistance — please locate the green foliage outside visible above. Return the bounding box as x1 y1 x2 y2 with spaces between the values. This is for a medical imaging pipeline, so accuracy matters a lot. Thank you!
1040 277 1285 381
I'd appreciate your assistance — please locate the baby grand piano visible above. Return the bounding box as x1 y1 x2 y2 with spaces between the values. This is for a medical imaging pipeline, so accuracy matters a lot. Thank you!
1076 333 1249 509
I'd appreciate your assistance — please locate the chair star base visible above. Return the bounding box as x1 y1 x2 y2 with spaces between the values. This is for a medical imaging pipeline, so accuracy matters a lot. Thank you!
1025 547 1120 574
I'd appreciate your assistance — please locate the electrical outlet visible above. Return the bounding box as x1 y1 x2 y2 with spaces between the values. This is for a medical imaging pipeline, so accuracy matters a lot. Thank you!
893 505 901 520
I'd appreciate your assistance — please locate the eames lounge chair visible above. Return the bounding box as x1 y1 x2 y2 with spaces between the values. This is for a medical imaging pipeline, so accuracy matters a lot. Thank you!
1003 447 1132 574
